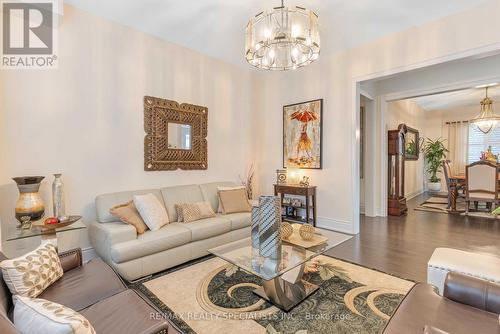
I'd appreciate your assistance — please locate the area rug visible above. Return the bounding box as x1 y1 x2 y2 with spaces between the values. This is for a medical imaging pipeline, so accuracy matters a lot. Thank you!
415 196 465 213
133 256 414 334
416 197 499 219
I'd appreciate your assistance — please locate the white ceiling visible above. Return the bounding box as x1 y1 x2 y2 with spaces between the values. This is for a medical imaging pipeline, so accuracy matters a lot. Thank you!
413 85 500 111
65 0 486 68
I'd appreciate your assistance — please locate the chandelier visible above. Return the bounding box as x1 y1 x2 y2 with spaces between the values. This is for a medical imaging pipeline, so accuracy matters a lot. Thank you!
245 0 320 71
470 87 500 134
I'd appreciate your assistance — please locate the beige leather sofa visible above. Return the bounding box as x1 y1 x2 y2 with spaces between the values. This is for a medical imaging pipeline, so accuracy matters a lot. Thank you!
89 182 250 281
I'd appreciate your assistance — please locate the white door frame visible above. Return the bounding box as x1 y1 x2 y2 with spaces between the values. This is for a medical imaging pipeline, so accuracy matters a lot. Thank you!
350 43 500 226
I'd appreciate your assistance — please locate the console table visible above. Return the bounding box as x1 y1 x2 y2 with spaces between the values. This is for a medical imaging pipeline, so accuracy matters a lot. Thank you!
274 184 317 226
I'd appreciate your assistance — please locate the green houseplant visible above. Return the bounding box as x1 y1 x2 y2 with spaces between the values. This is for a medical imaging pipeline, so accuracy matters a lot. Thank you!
421 138 448 192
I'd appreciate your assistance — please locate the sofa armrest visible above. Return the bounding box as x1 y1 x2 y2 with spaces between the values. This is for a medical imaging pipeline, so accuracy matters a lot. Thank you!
444 272 500 314
88 222 137 264
58 248 82 272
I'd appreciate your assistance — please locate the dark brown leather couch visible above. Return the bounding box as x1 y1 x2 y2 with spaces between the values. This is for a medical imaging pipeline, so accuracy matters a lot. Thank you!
384 272 500 334
0 248 180 334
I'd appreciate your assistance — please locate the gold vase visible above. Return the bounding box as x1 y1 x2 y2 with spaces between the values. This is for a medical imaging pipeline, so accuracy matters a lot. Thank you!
13 176 45 226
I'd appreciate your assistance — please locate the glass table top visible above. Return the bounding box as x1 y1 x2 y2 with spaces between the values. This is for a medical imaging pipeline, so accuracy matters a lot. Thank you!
209 228 352 281
5 220 87 241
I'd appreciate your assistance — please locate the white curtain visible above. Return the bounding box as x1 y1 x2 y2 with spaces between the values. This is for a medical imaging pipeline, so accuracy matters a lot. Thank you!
445 121 468 175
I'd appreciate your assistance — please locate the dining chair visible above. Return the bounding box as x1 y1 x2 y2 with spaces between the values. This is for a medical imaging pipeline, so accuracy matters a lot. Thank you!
442 160 465 209
465 161 500 213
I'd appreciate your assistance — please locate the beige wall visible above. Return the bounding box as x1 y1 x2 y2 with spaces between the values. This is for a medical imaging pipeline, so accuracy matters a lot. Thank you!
256 0 500 233
388 100 426 198
0 5 259 255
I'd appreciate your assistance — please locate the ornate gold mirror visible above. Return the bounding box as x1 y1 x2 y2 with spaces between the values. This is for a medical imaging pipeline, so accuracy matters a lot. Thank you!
144 96 208 171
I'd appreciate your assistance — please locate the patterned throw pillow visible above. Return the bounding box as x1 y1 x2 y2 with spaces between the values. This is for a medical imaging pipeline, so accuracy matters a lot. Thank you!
110 201 148 234
0 242 63 298
14 295 96 334
177 202 216 223
133 193 169 231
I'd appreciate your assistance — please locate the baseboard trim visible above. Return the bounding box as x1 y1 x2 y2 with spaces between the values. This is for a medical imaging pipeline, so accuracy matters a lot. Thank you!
316 216 355 235
82 247 97 263
406 190 424 201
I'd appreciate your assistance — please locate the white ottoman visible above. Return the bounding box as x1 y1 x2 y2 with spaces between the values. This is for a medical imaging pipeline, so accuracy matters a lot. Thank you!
427 247 500 295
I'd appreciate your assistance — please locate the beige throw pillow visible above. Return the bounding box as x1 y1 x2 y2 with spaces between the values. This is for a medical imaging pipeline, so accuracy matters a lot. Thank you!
109 201 148 234
177 202 216 223
218 188 252 214
133 193 169 231
0 243 63 298
14 295 96 334
217 186 246 213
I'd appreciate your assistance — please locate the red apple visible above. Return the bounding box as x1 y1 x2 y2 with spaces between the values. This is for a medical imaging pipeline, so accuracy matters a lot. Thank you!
45 217 59 225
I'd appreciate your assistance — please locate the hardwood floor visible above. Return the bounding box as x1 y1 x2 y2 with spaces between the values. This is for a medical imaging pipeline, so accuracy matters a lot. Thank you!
326 193 500 282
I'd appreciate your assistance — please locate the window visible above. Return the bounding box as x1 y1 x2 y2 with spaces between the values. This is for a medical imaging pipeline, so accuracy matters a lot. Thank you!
468 124 500 163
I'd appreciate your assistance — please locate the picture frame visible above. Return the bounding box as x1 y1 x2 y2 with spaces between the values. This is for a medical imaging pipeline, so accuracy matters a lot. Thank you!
283 99 323 169
405 126 420 161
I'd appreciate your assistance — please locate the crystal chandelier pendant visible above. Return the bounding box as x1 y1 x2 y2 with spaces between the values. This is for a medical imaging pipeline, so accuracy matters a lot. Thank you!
245 1 320 71
471 87 500 134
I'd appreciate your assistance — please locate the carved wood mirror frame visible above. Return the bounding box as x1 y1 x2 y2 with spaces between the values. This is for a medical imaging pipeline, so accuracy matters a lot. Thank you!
144 96 208 171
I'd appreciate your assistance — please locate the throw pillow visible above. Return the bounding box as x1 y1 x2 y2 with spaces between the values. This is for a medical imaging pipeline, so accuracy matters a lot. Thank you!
175 204 185 222
0 243 63 298
177 202 216 223
133 193 169 231
218 188 252 214
217 186 246 213
14 295 96 334
109 201 148 234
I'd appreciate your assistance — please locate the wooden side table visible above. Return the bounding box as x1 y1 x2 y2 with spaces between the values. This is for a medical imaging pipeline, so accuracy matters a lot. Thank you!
274 184 317 226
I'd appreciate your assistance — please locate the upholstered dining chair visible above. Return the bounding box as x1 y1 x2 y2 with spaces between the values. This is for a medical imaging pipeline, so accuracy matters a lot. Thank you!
465 161 500 213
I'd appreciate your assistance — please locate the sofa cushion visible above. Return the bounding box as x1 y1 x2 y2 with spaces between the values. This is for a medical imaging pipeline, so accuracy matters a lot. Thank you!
39 258 126 312
199 181 237 212
80 290 170 334
13 295 96 334
0 243 63 298
133 193 170 231
110 224 192 263
96 189 164 223
110 201 148 234
383 283 500 334
170 216 231 241
161 185 204 222
224 212 251 230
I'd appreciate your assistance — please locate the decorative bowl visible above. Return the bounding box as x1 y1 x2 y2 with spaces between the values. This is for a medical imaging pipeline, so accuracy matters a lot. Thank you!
299 224 315 241
36 215 82 230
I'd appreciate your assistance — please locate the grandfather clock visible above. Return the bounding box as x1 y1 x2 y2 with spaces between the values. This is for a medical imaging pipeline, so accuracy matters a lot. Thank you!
388 124 408 216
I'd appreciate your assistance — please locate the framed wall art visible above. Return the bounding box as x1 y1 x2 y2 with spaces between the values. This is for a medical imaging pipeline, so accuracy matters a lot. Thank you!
283 99 323 169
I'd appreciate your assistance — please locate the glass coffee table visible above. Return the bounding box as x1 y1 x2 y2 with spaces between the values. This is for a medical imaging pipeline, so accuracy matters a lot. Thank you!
209 228 352 311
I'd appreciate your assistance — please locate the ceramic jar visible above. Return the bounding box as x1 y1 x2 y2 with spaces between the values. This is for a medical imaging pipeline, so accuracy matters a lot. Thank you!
13 176 45 225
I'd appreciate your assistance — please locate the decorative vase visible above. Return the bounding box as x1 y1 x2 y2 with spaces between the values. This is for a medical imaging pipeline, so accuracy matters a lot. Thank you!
52 174 65 218
251 203 261 270
13 176 45 227
258 196 282 261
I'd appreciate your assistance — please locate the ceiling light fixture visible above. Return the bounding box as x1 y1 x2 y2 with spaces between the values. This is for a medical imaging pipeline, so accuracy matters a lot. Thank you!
245 0 320 71
470 87 500 134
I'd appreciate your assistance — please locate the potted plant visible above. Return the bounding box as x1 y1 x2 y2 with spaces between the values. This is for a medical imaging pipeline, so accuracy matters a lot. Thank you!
421 138 448 192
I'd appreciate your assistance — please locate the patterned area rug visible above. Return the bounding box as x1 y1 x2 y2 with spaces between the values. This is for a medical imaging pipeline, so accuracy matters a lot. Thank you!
416 196 500 219
132 256 414 334
415 196 465 213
